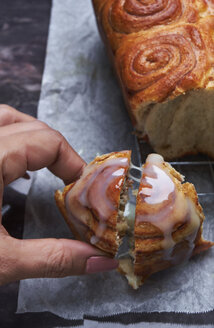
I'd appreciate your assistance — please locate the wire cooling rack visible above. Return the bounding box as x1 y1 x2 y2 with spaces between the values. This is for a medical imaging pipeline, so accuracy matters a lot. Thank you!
138 139 214 196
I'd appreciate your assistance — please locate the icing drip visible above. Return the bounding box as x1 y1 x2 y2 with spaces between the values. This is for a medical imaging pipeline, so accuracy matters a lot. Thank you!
65 156 129 245
140 164 175 205
78 159 128 221
128 162 142 183
136 153 200 263
90 235 100 245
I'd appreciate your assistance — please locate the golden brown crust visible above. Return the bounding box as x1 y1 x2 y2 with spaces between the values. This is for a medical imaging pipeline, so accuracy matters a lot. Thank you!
115 18 214 109
55 150 131 256
93 0 214 102
93 0 202 52
92 1 214 159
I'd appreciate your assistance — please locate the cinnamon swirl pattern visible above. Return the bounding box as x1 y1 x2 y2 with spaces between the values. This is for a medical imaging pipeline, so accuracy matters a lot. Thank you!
115 21 211 105
93 0 200 51
55 151 131 256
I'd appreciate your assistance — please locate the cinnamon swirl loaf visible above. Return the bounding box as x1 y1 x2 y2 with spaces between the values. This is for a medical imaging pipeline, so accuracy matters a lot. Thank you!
92 0 214 159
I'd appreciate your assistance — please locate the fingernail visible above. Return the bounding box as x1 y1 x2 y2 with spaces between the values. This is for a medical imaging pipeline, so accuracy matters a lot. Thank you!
86 256 118 274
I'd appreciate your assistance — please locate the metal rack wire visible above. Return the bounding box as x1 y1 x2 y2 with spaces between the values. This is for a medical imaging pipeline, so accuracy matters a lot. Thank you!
137 139 214 197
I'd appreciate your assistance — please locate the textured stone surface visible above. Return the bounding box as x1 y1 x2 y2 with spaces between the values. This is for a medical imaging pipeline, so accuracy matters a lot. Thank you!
0 0 51 117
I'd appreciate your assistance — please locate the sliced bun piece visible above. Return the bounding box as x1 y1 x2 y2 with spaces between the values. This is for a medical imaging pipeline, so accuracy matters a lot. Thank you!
119 153 214 289
55 150 131 256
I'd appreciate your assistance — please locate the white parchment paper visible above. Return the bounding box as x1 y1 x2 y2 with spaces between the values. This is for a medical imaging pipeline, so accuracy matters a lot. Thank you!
17 0 214 320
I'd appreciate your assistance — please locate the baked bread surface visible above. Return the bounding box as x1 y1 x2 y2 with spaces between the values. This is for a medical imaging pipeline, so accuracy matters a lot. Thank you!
92 0 214 159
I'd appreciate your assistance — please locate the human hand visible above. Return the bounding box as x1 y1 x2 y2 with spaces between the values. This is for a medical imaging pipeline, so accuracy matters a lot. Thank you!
0 105 118 286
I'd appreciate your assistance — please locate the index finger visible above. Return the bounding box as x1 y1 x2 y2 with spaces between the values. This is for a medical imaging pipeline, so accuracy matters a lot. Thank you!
0 104 35 126
0 127 86 186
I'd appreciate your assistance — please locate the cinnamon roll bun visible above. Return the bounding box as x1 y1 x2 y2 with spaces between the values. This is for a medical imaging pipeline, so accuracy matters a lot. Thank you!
55 150 131 256
119 153 213 289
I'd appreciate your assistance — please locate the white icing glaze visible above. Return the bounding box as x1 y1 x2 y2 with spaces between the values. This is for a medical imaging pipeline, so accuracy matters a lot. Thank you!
78 158 128 221
146 153 164 165
137 155 200 263
140 164 175 204
129 162 142 172
90 235 100 245
124 202 136 229
65 155 129 245
128 161 142 183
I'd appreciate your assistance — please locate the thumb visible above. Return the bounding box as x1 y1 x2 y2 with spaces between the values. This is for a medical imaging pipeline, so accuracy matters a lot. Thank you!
0 236 118 285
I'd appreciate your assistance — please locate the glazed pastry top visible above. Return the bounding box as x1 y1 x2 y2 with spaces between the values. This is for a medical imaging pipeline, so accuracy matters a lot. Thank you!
65 151 131 247
135 153 201 264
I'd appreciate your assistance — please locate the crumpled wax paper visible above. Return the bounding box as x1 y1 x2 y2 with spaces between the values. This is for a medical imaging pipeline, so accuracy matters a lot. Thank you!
17 0 214 320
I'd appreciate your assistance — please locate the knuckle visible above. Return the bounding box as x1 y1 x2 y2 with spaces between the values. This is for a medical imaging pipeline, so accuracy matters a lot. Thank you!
48 130 67 153
41 128 65 146
0 105 15 122
50 129 64 143
44 239 72 278
30 119 49 130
